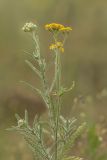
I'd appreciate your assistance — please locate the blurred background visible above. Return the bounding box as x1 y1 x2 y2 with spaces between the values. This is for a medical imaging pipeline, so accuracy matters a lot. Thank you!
0 0 107 159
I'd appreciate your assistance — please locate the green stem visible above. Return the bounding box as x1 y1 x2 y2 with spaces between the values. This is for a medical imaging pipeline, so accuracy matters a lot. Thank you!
32 32 62 160
54 48 62 160
32 32 56 137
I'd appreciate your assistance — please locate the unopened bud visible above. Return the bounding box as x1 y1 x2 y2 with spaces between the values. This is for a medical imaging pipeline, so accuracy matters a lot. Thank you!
22 22 37 32
18 119 25 127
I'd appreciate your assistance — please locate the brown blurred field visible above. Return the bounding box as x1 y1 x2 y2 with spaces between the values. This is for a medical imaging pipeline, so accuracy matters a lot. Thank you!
0 0 107 159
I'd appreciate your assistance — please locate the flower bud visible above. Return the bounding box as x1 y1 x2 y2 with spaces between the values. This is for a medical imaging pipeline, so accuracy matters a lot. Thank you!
18 119 25 127
22 22 37 32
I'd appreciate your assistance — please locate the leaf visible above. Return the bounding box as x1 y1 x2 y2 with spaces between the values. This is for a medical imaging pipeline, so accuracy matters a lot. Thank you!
25 60 41 78
15 113 21 121
20 81 42 96
6 126 18 131
59 81 75 96
33 115 39 129
59 122 86 159
25 110 29 125
20 80 49 109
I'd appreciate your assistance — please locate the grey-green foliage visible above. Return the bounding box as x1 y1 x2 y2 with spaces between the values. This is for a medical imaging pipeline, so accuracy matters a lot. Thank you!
8 22 86 160
9 111 85 160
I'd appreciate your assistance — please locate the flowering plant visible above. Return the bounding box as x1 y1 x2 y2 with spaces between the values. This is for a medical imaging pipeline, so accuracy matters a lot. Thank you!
8 22 86 160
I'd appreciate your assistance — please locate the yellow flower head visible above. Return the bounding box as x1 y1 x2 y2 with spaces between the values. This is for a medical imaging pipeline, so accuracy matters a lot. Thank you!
45 23 64 32
59 27 72 33
49 42 64 53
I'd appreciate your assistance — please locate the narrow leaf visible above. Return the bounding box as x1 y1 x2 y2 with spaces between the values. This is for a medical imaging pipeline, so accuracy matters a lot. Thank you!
25 60 41 78
15 113 21 121
25 110 28 125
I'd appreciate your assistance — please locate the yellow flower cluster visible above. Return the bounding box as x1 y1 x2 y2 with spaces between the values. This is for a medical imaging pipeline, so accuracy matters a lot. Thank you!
45 23 72 53
45 23 64 32
45 23 72 33
49 42 64 53
59 27 72 33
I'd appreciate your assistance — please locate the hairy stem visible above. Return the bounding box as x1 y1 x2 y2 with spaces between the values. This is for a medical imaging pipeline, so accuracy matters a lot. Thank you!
54 48 62 160
32 32 56 137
